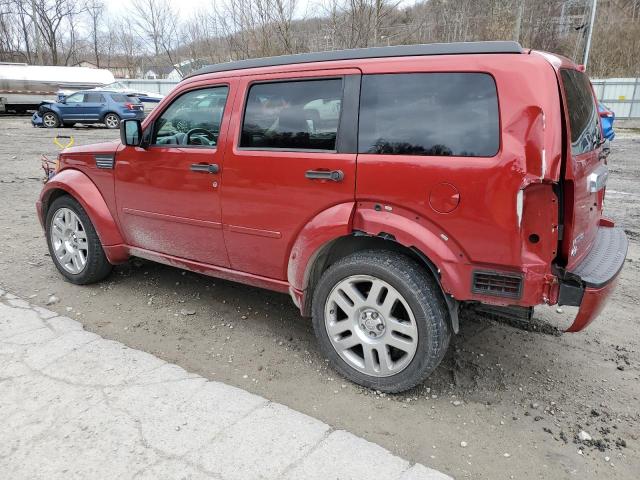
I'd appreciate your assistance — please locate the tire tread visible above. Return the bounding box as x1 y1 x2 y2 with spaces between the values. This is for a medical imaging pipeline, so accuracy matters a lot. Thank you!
45 195 112 284
312 249 450 393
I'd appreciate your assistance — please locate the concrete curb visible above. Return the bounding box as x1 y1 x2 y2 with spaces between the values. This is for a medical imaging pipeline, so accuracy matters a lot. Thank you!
0 289 453 480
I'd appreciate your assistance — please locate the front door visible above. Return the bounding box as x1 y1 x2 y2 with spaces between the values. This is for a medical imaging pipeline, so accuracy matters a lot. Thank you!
57 92 85 120
114 84 233 266
220 70 360 279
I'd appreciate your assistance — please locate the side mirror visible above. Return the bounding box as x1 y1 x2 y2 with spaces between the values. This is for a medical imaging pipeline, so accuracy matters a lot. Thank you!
121 119 143 147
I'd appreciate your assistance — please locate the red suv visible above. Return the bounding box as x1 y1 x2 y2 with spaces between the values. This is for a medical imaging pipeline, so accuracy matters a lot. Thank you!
37 42 628 392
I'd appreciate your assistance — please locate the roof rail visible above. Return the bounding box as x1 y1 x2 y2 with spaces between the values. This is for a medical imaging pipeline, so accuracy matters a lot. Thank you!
187 41 524 78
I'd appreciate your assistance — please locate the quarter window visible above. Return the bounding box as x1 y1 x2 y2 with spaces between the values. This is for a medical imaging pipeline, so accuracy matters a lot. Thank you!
240 79 343 151
110 93 133 103
560 69 601 155
358 73 500 157
153 87 229 147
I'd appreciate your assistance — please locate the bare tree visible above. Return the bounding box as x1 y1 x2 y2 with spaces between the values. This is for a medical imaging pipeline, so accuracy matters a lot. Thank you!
129 0 184 75
86 0 104 67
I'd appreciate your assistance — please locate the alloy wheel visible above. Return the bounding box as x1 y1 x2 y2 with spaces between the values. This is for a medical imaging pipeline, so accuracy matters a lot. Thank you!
324 275 419 377
104 114 120 129
49 207 89 274
43 113 58 128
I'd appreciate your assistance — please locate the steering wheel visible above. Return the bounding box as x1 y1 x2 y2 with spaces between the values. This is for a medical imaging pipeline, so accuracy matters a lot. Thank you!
185 128 216 146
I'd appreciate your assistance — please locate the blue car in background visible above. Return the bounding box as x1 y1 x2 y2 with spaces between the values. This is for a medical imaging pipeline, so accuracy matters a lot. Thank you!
598 102 615 141
32 90 144 129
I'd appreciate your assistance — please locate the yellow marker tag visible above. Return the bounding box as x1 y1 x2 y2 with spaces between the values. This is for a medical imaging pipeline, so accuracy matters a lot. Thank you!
618 95 626 100
53 135 74 149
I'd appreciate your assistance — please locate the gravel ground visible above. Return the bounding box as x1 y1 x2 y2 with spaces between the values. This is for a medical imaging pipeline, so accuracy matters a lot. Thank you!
0 117 638 479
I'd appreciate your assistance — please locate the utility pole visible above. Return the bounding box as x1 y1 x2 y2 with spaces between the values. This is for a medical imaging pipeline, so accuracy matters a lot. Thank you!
513 0 524 43
583 0 598 69
31 0 43 65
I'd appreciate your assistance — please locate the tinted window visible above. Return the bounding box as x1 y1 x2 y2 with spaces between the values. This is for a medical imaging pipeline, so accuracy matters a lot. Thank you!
358 73 499 157
110 94 130 103
153 87 229 147
85 93 104 103
240 79 343 151
560 69 601 155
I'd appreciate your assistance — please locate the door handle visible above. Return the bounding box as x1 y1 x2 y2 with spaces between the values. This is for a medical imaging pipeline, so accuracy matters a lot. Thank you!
305 169 344 182
190 163 219 174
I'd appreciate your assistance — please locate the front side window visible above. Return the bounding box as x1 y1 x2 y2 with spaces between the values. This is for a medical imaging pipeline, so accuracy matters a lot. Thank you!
64 93 84 104
358 73 500 157
153 87 229 147
560 69 601 155
240 79 343 151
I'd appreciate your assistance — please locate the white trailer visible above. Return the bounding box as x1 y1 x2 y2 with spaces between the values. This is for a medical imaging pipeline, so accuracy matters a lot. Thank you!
0 63 115 113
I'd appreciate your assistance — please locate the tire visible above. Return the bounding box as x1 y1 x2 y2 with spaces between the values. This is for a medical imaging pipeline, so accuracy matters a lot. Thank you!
103 113 120 129
42 111 60 128
45 195 113 284
312 250 451 393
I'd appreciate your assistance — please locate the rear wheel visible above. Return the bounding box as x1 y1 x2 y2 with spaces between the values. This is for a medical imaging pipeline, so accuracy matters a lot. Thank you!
42 112 60 128
104 113 120 129
45 195 112 284
312 250 450 393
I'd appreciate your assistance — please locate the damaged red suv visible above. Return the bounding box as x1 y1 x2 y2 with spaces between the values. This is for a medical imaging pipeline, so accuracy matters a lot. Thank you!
37 42 628 392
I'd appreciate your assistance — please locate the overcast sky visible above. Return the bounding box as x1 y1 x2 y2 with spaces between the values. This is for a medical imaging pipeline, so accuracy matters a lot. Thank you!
105 0 419 21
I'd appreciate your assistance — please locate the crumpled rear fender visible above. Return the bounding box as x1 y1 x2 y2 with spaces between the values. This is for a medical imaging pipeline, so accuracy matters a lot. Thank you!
287 201 469 314
38 169 125 249
352 204 468 299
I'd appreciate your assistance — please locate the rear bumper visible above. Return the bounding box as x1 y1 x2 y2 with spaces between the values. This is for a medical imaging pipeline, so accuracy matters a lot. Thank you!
559 225 628 332
121 111 145 119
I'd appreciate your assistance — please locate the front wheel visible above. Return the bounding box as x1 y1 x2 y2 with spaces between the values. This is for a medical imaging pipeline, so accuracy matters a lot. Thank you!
42 111 60 128
45 195 113 284
103 113 120 129
312 250 450 393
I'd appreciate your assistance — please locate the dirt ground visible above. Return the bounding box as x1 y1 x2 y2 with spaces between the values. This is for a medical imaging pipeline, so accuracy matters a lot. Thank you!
0 116 638 479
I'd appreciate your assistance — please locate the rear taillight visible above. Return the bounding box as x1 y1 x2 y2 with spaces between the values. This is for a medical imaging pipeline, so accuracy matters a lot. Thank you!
125 103 135 110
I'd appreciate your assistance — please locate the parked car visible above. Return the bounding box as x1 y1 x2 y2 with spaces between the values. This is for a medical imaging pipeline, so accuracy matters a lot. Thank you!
598 102 616 141
36 42 628 392
32 90 144 129
92 81 164 103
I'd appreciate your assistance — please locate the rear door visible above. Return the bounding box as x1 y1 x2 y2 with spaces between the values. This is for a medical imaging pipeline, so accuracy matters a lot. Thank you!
82 92 105 120
558 68 605 269
220 69 360 279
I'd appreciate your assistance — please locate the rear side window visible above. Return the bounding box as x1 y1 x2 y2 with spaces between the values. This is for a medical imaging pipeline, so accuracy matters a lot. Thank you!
240 79 343 151
358 73 500 157
560 69 601 155
85 93 104 103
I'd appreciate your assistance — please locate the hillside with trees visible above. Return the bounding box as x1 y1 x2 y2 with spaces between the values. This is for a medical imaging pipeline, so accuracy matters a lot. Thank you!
1 0 638 78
